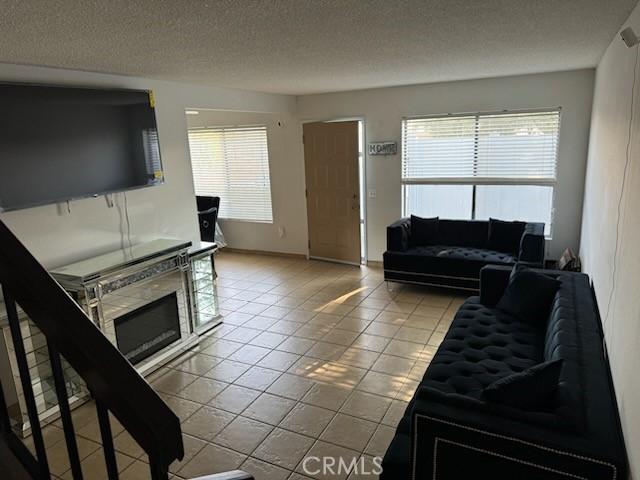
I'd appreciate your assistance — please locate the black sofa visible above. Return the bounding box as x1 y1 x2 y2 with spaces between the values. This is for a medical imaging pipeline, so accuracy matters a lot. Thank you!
381 265 627 480
383 218 545 291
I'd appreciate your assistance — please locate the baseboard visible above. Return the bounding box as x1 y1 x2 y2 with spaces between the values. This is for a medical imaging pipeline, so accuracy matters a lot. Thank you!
221 247 307 259
367 260 383 267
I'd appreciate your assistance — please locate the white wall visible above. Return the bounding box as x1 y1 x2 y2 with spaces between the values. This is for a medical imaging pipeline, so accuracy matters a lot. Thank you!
0 63 295 268
297 70 595 261
580 3 640 478
186 110 307 255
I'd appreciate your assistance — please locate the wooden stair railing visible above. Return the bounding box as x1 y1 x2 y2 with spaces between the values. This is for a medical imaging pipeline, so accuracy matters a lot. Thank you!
0 220 252 480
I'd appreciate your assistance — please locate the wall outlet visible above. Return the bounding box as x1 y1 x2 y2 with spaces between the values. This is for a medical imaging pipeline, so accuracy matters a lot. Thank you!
278 226 286 238
368 189 377 199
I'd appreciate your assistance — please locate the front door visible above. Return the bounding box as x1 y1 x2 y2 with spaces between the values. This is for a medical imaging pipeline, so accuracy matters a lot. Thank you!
303 121 360 264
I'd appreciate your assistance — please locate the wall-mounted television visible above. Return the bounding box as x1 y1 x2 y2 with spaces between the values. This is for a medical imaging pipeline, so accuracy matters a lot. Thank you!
0 83 164 212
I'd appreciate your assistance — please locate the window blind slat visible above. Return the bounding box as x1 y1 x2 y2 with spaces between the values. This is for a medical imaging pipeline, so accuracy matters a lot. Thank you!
188 126 273 223
402 110 560 182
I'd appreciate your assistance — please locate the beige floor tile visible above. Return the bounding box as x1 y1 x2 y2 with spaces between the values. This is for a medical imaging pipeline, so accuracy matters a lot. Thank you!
203 359 251 382
46 436 101 477
396 379 420 402
404 314 440 330
60 449 135 480
214 416 274 454
242 315 279 330
297 440 359 480
413 305 445 318
347 455 382 480
236 302 270 315
209 384 261 413
279 402 335 437
267 373 316 400
407 360 429 381
268 320 304 335
362 323 400 338
168 434 208 474
201 338 244 358
339 391 392 423
160 394 202 422
393 326 432 343
241 456 291 480
151 370 198 395
244 393 296 425
372 311 407 325
258 350 301 371
383 301 417 314
284 309 319 323
320 413 376 452
229 344 272 364
428 330 446 347
321 303 355 316
253 428 315 470
119 460 152 480
382 339 425 360
336 347 380 370
364 425 395 457
302 383 351 411
222 311 254 325
334 317 371 333
371 354 415 377
294 325 332 340
262 305 292 319
351 334 390 353
276 336 316 355
178 443 246 478
224 327 262 343
321 329 360 346
356 371 404 398
234 366 282 391
176 377 228 404
170 352 222 376
181 406 235 440
114 429 145 459
249 331 288 349
306 342 348 361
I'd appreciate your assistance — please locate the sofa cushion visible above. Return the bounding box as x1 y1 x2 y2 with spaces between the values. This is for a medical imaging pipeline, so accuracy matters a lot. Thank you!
497 266 560 324
437 220 488 248
483 359 563 410
488 218 526 254
384 246 516 280
410 215 438 246
421 298 544 399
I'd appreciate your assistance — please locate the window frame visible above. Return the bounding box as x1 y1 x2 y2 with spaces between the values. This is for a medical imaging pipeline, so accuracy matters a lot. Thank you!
401 108 561 238
188 124 275 224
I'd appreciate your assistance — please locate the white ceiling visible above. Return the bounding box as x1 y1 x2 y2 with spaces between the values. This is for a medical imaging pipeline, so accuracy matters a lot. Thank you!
1 0 637 95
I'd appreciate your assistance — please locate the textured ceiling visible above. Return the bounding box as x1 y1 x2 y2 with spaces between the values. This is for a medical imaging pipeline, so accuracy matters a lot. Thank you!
0 0 637 95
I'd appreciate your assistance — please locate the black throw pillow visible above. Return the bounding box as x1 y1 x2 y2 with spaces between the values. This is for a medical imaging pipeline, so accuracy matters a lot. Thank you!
487 218 526 254
496 264 560 324
483 359 563 411
410 215 439 246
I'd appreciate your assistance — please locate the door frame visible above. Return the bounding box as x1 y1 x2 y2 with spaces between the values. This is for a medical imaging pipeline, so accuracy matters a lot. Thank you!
301 116 367 265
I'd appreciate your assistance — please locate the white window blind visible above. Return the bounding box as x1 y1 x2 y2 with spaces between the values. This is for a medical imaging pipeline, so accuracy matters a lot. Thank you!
402 110 560 184
188 126 273 223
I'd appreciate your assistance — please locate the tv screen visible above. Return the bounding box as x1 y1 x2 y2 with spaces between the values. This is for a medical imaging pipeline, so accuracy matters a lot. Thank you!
0 83 163 212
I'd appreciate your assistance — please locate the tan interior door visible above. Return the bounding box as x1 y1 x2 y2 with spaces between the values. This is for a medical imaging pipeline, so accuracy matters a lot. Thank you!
303 121 360 264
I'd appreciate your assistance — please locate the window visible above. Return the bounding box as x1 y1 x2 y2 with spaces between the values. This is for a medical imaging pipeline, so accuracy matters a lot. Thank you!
402 110 560 235
188 126 273 223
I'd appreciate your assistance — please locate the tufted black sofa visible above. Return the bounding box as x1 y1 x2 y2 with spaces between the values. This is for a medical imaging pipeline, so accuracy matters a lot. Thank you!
381 265 627 480
383 218 545 291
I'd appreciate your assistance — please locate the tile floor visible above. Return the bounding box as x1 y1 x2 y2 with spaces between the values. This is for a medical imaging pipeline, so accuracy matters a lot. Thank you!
35 252 465 480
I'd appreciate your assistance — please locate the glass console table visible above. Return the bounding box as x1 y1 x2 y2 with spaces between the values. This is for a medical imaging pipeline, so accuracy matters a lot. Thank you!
188 241 222 334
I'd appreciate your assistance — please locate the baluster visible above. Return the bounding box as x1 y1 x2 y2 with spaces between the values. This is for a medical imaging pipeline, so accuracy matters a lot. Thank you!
95 399 119 480
2 288 50 480
48 343 84 479
149 454 170 480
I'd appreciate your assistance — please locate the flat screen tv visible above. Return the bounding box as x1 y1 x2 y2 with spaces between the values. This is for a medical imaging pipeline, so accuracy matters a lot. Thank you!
0 83 164 212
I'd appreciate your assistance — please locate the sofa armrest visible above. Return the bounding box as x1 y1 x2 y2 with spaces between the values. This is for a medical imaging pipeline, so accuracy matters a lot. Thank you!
410 388 620 480
479 265 512 306
518 222 545 266
387 218 411 252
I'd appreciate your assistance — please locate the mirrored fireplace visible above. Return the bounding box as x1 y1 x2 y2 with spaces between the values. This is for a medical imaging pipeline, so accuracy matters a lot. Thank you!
114 292 181 365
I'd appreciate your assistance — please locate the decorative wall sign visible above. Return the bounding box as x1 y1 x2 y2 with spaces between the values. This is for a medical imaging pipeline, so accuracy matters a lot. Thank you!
368 142 397 155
